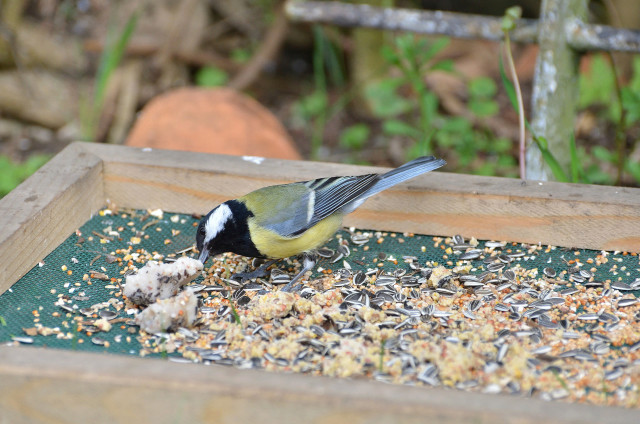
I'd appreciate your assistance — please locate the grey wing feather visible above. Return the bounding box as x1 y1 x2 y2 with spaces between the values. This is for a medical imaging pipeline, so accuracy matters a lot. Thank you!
261 156 445 238
359 156 446 201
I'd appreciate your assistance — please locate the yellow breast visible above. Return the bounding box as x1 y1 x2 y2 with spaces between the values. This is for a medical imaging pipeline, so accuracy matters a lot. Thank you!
248 213 343 259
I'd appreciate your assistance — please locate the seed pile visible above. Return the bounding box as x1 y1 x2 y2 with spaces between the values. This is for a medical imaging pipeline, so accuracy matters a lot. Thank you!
1 208 639 407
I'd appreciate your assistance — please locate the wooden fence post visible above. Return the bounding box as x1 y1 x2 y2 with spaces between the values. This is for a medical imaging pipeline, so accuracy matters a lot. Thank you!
526 0 588 180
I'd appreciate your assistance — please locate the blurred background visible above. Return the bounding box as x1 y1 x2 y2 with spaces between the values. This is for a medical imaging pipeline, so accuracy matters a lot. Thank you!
1 0 640 198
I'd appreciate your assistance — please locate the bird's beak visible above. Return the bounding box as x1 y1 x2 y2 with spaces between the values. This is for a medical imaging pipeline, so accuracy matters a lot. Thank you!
198 250 209 264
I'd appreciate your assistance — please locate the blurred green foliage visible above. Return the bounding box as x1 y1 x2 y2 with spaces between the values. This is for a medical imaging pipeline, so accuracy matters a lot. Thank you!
0 155 50 198
525 54 640 185
196 66 229 87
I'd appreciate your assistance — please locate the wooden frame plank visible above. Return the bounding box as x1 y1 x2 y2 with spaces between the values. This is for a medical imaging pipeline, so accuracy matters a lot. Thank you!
87 142 640 252
0 143 103 292
0 346 637 424
1 142 639 423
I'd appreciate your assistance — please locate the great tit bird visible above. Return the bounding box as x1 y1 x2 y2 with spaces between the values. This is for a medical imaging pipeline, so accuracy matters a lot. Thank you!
196 156 445 292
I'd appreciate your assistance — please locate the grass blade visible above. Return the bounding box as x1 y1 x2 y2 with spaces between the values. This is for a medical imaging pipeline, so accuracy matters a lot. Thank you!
499 56 518 113
569 134 580 183
94 12 139 111
532 136 569 182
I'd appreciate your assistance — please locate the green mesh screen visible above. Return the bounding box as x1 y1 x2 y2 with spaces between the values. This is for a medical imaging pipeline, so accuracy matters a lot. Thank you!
1 207 638 353
1 207 639 405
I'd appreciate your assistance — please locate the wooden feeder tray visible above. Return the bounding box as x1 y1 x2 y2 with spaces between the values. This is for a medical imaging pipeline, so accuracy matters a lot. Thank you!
1 142 639 423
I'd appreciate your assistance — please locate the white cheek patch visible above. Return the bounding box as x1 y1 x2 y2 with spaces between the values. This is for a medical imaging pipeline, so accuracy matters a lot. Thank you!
204 203 233 244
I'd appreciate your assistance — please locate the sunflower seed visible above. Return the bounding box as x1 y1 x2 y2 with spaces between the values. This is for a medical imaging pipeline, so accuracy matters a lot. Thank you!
569 274 586 283
498 254 513 264
353 271 367 285
487 262 506 272
497 343 509 362
350 234 370 245
485 241 506 248
329 252 344 263
375 275 396 286
578 313 600 320
337 244 350 257
529 300 552 310
494 303 510 312
189 283 205 292
99 310 118 320
591 342 610 355
563 331 580 339
393 268 407 278
91 337 106 346
531 345 552 355
611 281 632 291
604 368 624 381
543 267 556 278
459 250 482 260
400 276 419 287
503 269 516 281
317 248 334 258
617 298 638 308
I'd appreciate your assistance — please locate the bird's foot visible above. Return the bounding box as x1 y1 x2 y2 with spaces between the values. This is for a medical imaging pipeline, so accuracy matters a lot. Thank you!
231 259 277 283
280 253 317 293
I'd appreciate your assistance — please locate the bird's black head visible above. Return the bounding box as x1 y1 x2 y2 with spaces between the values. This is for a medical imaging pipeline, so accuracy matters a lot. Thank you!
196 200 262 263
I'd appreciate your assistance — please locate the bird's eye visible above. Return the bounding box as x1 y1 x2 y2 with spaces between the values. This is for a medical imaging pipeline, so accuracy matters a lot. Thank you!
198 226 206 236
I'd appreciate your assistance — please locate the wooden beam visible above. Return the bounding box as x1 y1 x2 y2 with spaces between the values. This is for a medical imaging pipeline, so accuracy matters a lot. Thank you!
85 143 640 252
0 346 637 424
526 0 587 180
0 143 104 292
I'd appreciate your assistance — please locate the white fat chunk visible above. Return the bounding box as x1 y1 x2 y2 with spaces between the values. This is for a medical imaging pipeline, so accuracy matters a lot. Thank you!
136 289 198 333
123 257 203 306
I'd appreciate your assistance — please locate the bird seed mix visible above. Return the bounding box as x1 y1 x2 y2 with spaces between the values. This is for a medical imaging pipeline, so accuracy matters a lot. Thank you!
1 207 639 408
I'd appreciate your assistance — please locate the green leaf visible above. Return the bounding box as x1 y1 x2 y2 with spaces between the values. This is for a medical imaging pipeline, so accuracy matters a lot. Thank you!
231 48 251 64
621 87 640 126
492 137 512 153
422 37 450 62
578 55 616 111
381 44 400 66
429 59 454 73
364 79 413 118
339 124 370 150
469 99 499 118
419 91 438 127
569 134 580 183
195 66 228 87
628 56 640 93
297 91 328 118
532 137 569 182
625 160 640 183
499 56 519 113
406 129 436 160
382 119 421 138
591 146 615 163
469 77 497 98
